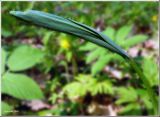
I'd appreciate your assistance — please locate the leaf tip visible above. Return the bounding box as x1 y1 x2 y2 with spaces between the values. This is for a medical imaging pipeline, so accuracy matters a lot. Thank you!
10 10 18 15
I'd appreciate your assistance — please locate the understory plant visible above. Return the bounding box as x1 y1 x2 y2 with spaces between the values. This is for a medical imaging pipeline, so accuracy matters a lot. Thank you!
10 10 158 115
63 74 113 99
1 45 44 115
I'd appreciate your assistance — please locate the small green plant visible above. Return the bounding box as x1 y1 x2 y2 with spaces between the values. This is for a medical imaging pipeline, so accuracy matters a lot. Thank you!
115 87 148 115
79 25 148 75
10 10 158 115
115 57 158 115
1 45 44 115
63 74 113 99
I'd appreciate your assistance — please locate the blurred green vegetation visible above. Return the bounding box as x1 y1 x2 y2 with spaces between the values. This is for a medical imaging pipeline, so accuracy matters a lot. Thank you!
1 1 159 116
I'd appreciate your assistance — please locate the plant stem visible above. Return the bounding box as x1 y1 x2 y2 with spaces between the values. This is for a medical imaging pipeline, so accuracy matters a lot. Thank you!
64 63 70 83
126 57 158 115
72 55 78 76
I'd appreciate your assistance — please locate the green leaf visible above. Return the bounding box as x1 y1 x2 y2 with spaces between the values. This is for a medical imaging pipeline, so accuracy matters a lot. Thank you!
142 58 158 87
79 42 97 51
122 35 148 49
116 87 138 105
1 48 7 74
116 25 132 43
86 48 103 64
63 82 86 99
103 27 115 40
2 28 13 37
137 89 152 109
42 31 53 45
1 101 13 115
10 10 129 59
120 103 141 114
63 74 95 99
91 80 113 95
2 72 44 100
66 51 72 62
7 45 44 71
91 54 113 75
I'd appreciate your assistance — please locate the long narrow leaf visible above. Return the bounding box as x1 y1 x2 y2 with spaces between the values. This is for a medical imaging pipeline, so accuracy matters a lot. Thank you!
10 10 129 58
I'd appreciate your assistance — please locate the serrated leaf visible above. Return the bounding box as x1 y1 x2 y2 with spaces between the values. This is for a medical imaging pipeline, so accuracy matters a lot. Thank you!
1 101 13 115
91 80 113 95
63 82 86 99
7 45 44 71
116 25 132 43
1 48 7 74
75 74 96 85
122 35 148 49
2 72 44 100
101 81 113 94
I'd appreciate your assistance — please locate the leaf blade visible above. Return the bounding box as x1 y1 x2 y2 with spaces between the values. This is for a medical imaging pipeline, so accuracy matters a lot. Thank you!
2 72 44 100
7 45 44 71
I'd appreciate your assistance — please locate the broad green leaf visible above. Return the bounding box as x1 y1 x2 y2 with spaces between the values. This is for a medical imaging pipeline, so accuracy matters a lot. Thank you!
2 72 44 100
103 27 115 40
1 101 13 115
116 25 132 43
122 35 148 49
1 48 7 74
7 45 44 71
91 54 113 75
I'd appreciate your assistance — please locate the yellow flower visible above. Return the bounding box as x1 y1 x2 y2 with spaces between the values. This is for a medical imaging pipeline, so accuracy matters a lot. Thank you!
152 15 158 22
60 39 70 50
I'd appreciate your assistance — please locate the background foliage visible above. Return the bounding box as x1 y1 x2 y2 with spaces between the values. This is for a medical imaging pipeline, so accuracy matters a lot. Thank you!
1 1 159 116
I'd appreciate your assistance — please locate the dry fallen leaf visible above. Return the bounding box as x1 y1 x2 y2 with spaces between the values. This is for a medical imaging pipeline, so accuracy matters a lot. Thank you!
87 101 117 116
23 100 51 111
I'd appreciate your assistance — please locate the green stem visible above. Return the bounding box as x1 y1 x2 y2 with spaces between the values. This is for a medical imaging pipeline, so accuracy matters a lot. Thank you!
72 55 78 76
64 63 70 83
126 57 158 115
